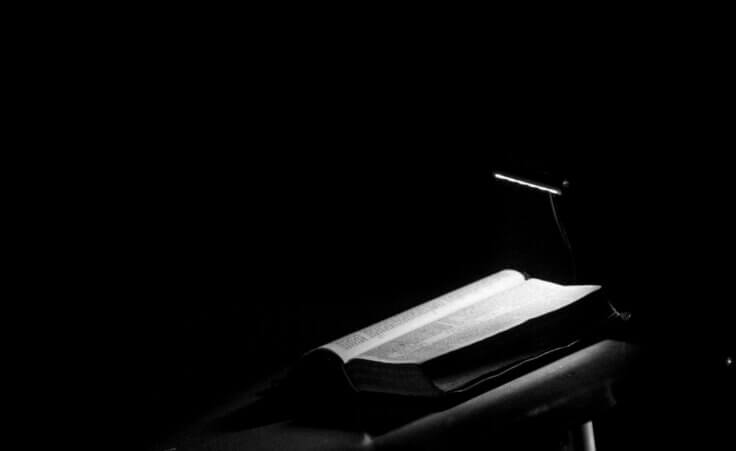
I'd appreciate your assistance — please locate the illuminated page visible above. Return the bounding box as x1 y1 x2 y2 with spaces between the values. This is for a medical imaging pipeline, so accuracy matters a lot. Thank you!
321 269 525 361
357 279 600 363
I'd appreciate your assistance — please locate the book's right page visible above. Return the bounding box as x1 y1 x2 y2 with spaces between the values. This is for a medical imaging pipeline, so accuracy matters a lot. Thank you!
355 279 600 364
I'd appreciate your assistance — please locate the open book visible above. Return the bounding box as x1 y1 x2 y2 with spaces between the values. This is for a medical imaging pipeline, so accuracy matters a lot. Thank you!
296 269 614 400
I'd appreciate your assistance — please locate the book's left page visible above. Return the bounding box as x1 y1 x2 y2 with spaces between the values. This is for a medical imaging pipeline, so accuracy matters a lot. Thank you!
320 269 525 361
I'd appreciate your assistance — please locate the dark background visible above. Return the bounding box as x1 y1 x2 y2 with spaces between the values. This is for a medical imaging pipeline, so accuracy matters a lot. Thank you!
53 25 732 449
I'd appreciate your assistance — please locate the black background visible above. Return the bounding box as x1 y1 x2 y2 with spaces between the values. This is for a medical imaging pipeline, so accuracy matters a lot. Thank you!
48 23 733 450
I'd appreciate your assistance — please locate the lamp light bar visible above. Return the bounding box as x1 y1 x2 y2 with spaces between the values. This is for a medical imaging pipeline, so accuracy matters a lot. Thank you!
493 172 563 195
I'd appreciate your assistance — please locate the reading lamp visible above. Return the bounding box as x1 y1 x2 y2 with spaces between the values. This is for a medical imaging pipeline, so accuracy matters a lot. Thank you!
492 171 569 196
492 169 576 282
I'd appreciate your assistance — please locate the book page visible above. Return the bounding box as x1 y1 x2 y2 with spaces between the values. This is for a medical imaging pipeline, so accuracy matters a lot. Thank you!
320 269 525 361
356 279 600 363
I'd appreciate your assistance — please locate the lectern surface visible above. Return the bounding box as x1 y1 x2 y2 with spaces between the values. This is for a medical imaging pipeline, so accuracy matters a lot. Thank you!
169 340 641 451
